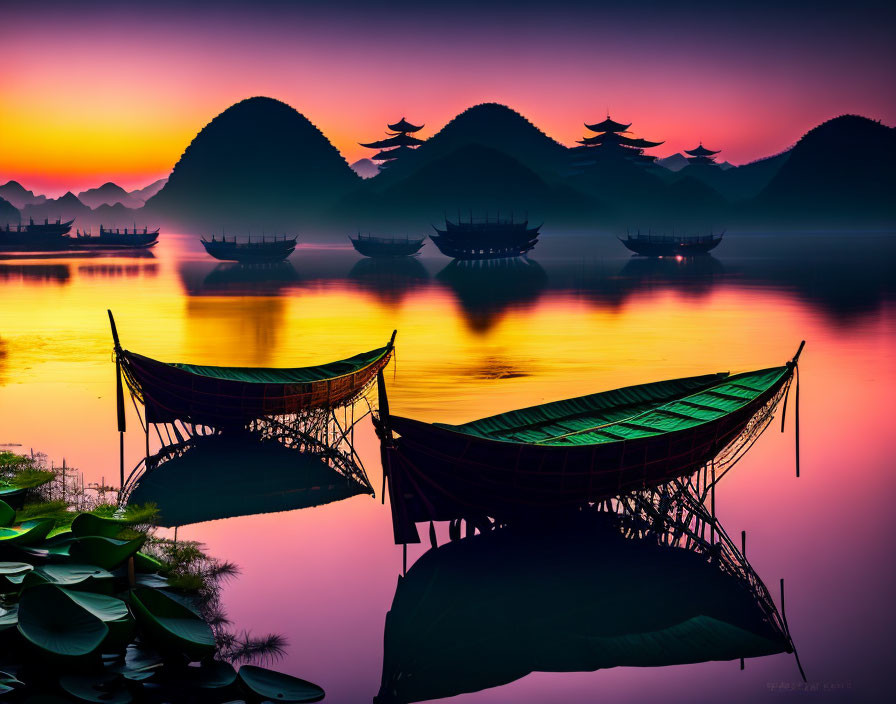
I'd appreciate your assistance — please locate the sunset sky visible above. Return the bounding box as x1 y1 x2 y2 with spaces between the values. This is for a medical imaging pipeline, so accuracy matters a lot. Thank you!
1 0 894 195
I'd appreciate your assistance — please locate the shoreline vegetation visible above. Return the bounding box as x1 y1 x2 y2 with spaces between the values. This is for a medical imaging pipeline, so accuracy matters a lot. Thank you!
0 449 324 702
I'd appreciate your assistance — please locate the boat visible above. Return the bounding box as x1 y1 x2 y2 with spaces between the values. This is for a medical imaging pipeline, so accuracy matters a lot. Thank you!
430 216 540 260
349 234 426 258
375 343 803 544
238 665 325 703
619 230 724 256
374 515 792 704
200 234 297 262
70 226 160 250
109 311 395 428
129 587 216 661
0 218 74 251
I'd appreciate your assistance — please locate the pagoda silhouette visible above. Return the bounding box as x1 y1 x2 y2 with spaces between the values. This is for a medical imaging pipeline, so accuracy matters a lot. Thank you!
360 117 426 169
571 115 664 169
685 142 721 166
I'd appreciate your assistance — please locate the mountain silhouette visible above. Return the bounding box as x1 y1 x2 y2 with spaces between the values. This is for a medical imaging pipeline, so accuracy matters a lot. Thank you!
21 191 90 222
0 181 47 210
371 103 570 189
92 202 143 226
350 158 380 179
656 153 689 171
0 196 20 224
679 151 790 202
753 115 896 222
78 182 143 209
129 177 168 202
144 96 359 229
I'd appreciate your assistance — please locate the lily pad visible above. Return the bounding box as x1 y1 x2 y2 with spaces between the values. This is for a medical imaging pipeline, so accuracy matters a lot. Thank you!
71 513 127 540
238 665 325 703
17 584 109 660
129 587 215 661
61 589 135 648
0 519 54 546
70 535 146 570
59 672 133 704
0 604 18 631
23 563 114 590
0 500 14 527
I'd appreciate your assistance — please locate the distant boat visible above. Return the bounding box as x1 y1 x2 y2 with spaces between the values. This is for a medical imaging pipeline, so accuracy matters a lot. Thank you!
71 226 159 250
200 234 297 262
430 216 540 260
620 230 724 257
350 233 425 258
0 218 74 251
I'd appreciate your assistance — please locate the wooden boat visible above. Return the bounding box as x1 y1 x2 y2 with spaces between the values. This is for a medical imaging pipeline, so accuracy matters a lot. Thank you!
238 664 325 703
200 234 297 262
129 587 216 661
620 230 723 257
374 516 791 704
17 583 109 660
350 234 425 258
430 216 540 260
376 343 803 543
70 226 159 250
0 218 74 251
109 311 395 428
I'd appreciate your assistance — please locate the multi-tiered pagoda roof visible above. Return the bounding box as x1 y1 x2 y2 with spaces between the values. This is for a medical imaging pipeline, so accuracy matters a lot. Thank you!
572 115 663 167
360 117 426 167
684 143 721 166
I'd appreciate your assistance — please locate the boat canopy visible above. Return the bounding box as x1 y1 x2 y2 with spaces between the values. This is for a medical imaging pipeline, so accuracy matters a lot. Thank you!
109 311 395 427
438 367 788 446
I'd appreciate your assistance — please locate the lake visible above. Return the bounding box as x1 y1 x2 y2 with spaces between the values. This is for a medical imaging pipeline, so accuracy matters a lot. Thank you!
1 230 893 703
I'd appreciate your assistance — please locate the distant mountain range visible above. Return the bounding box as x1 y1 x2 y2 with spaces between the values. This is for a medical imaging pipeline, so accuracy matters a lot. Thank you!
0 196 19 224
4 102 893 232
0 181 47 210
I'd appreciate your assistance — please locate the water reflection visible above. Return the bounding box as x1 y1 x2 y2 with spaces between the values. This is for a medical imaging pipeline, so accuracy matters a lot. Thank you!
348 257 429 305
184 297 288 365
128 434 371 527
436 258 547 333
76 261 159 279
180 261 301 296
376 513 792 704
0 262 70 284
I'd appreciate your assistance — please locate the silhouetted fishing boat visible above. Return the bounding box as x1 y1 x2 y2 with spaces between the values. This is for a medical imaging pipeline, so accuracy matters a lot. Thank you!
375 343 803 543
431 215 540 260
109 311 395 428
0 218 74 251
375 516 793 704
200 234 297 262
71 226 159 250
350 234 425 258
620 230 724 256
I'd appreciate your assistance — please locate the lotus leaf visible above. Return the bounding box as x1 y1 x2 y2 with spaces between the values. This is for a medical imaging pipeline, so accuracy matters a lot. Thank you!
17 584 109 659
0 500 14 527
0 519 54 546
59 672 134 704
70 535 146 570
129 587 215 661
238 665 325 703
71 513 127 539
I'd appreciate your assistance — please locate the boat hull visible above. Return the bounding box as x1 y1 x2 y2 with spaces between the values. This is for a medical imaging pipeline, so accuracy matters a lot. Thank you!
620 236 722 257
430 233 538 260
350 237 425 258
200 238 296 262
72 231 159 250
380 367 791 543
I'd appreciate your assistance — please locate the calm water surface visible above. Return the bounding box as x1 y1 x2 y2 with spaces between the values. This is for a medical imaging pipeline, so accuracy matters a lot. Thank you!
1 231 894 703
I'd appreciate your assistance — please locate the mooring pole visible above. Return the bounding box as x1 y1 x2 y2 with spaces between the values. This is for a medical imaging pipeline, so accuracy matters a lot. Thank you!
741 530 746 557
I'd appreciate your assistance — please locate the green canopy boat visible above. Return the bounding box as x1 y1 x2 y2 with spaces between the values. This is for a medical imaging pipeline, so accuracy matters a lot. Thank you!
109 311 396 428
377 343 803 543
129 587 216 661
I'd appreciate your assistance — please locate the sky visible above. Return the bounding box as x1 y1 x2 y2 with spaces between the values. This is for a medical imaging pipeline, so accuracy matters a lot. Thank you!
1 0 894 196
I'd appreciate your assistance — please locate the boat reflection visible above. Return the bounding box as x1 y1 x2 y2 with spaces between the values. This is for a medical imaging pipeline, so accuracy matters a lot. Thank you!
128 434 372 527
375 512 794 704
348 256 429 305
436 258 547 333
0 262 70 284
